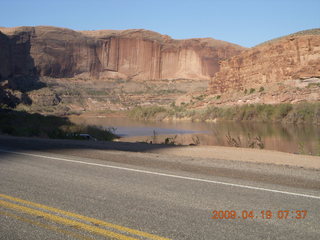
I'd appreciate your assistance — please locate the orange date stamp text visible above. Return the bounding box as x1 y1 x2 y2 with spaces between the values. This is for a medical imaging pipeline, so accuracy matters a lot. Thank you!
211 210 307 220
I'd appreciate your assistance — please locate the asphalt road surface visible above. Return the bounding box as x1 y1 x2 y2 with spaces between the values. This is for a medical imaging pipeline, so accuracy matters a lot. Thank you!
0 141 319 239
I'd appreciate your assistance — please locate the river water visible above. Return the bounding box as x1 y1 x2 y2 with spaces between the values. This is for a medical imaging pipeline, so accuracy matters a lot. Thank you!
70 115 320 155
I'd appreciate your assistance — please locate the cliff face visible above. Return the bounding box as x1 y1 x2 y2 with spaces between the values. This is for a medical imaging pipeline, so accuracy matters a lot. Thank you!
0 29 37 81
0 32 11 79
209 30 320 93
0 26 244 82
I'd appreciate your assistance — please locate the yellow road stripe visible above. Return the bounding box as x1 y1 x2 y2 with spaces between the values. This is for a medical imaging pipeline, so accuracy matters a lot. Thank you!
0 200 139 240
0 194 170 240
0 210 94 240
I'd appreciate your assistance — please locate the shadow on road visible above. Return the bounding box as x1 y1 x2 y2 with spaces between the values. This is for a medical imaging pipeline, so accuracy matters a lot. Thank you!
0 133 182 155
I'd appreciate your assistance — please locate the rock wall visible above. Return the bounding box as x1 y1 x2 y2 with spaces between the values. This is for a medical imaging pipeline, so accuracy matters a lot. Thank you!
0 26 244 82
0 29 37 80
209 32 320 93
0 32 11 79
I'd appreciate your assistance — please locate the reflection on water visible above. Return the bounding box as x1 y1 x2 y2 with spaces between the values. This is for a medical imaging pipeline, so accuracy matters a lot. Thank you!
70 115 320 155
110 126 201 137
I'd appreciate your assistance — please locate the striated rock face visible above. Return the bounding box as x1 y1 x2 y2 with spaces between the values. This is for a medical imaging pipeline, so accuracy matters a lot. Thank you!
0 26 244 82
209 29 320 93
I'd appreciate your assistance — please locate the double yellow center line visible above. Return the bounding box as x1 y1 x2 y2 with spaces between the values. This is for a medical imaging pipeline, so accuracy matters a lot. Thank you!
0 194 170 240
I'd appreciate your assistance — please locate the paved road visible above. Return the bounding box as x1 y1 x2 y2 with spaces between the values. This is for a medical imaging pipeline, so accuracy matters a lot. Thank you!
0 146 319 239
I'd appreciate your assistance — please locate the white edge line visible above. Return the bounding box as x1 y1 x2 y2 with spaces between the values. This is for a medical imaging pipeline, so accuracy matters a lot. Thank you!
1 149 320 200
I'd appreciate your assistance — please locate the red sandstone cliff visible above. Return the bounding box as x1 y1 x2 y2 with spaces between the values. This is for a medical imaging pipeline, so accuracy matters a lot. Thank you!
0 26 244 82
209 29 320 93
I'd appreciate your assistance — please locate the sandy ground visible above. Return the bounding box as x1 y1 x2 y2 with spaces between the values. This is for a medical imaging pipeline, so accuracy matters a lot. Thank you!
117 134 320 170
149 145 320 170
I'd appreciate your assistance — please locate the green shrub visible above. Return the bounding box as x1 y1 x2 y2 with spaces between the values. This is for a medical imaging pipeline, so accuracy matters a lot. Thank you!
292 103 315 123
249 88 255 94
194 95 205 101
273 104 293 120
128 106 167 120
200 106 223 120
256 104 275 121
307 83 320 88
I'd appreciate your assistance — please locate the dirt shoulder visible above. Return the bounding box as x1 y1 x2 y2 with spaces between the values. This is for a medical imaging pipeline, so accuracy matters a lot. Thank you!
0 134 319 170
149 145 320 170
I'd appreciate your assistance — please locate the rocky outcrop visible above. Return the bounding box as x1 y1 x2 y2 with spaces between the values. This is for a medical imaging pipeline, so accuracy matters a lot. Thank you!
0 30 36 107
0 26 244 82
209 29 320 93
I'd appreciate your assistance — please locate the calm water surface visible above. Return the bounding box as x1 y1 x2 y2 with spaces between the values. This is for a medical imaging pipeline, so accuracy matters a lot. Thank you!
70 116 320 155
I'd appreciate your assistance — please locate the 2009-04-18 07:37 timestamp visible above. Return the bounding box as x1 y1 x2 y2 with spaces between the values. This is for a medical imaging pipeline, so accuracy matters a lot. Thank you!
211 210 307 220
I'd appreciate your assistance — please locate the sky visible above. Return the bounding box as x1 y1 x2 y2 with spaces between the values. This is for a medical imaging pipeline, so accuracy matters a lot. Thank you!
0 0 319 47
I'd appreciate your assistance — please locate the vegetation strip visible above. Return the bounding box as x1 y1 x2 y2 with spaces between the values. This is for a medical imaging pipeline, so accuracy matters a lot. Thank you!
129 102 320 124
0 194 171 240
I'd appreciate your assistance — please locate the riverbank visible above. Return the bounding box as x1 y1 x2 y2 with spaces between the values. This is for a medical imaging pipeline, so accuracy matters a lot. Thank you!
69 112 320 156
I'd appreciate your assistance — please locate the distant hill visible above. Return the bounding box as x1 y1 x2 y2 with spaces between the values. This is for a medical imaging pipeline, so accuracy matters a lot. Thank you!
257 28 320 47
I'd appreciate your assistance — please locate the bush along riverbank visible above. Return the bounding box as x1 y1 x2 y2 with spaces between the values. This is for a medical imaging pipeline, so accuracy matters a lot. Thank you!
128 102 320 125
0 109 118 141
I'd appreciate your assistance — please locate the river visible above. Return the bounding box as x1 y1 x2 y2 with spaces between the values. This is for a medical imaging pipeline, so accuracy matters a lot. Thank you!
70 115 320 156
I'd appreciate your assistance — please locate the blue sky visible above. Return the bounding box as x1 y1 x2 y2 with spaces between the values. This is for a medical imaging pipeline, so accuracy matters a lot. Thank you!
1 0 319 47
